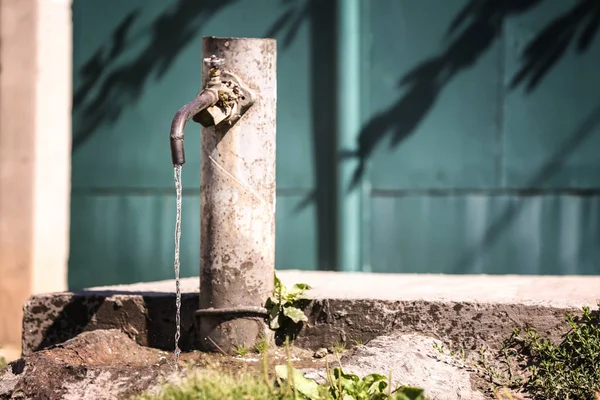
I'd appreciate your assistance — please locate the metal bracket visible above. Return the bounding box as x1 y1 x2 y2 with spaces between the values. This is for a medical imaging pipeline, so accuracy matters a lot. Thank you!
192 60 256 128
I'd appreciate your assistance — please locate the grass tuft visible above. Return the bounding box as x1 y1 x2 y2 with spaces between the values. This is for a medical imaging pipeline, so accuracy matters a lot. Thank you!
508 301 600 400
331 341 346 356
234 344 250 357
135 369 281 400
255 335 271 354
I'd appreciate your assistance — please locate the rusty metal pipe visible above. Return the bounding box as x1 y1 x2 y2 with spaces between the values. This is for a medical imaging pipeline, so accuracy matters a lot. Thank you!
196 36 276 354
169 89 218 166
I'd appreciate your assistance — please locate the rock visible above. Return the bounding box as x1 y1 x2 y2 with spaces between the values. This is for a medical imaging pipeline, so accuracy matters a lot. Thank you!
0 329 175 400
302 333 486 400
313 348 329 359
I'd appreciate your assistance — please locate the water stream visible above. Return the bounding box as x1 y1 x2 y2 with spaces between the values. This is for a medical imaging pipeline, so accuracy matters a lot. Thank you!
173 165 183 367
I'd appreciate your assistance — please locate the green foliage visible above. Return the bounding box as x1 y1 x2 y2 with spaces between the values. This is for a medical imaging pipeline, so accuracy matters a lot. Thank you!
509 301 600 400
266 274 312 331
327 368 390 399
275 364 322 399
255 335 271 354
331 341 347 355
135 363 426 400
134 369 282 400
275 364 426 400
234 344 250 357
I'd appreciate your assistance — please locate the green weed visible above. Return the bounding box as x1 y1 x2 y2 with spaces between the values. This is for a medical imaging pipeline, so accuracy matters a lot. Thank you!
331 341 347 355
234 344 250 357
266 274 312 331
255 335 271 354
508 301 600 400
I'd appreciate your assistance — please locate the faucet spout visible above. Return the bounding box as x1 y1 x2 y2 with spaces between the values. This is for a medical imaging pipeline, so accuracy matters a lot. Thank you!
170 89 218 166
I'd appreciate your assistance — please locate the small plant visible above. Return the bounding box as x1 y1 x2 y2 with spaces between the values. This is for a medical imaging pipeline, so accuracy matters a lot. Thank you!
235 344 250 357
266 274 312 331
508 301 600 400
275 363 426 400
431 342 445 355
432 342 467 361
331 341 347 355
255 335 271 354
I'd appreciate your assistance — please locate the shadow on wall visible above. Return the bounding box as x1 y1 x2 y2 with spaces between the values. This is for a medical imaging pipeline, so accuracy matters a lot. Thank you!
266 0 339 271
72 0 238 152
341 0 600 190
449 0 600 272
332 0 599 273
72 0 339 272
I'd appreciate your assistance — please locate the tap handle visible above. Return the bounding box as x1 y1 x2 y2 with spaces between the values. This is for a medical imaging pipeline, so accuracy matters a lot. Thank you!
203 55 224 69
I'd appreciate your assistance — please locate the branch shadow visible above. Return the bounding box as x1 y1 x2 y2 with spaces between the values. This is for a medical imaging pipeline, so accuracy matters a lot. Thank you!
72 0 239 152
327 0 599 272
266 0 337 270
510 0 600 92
341 0 545 191
452 0 600 273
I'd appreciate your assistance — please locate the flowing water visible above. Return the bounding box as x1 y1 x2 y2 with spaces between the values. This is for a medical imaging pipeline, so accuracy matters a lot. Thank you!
173 165 183 367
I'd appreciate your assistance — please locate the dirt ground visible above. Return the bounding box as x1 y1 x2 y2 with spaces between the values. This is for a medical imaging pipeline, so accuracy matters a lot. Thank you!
0 328 536 400
0 329 331 400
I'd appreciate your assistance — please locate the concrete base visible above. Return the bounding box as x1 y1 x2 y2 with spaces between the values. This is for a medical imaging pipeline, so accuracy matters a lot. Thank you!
21 271 600 357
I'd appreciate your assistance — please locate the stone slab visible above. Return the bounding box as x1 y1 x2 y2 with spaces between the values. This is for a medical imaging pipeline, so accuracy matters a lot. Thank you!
21 271 600 356
303 333 488 400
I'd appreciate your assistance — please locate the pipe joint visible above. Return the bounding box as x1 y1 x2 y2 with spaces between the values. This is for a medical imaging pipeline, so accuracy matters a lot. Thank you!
193 69 256 128
169 56 256 166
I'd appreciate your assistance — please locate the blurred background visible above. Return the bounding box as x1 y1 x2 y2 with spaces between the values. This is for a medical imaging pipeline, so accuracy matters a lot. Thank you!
1 0 600 356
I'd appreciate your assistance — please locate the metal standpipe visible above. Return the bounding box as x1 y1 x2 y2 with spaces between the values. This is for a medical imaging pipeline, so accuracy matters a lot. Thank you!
195 37 277 353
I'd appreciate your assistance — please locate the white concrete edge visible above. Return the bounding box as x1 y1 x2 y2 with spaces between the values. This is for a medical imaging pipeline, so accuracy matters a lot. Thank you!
31 0 73 294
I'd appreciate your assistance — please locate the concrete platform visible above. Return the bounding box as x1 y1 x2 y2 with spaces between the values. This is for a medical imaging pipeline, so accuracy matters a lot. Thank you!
21 271 600 356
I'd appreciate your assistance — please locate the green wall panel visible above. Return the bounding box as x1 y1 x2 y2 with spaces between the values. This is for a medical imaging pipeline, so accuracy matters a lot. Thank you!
69 193 200 289
371 194 600 275
502 1 600 188
365 0 501 190
70 0 338 287
275 194 319 272
69 193 316 290
364 0 600 276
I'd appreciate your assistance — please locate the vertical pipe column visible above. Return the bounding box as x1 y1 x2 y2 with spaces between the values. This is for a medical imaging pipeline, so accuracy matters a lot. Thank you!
197 37 276 353
337 0 362 272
